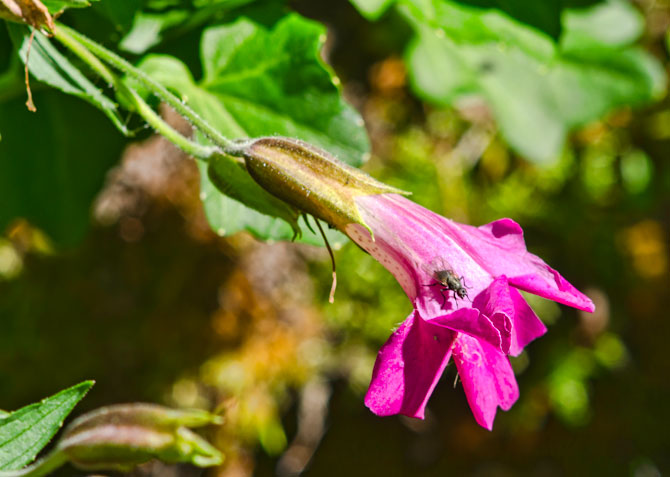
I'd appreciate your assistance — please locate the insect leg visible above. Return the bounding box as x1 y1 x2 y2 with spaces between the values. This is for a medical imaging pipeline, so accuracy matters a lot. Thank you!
453 290 461 309
440 287 448 307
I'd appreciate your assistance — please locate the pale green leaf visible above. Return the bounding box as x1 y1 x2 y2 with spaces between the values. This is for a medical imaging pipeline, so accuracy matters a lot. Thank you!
119 10 190 54
41 0 100 14
401 0 666 163
561 0 644 50
7 24 129 135
349 0 395 20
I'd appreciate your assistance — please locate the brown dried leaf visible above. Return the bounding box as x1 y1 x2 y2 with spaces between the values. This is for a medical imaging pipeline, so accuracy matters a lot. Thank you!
0 0 54 31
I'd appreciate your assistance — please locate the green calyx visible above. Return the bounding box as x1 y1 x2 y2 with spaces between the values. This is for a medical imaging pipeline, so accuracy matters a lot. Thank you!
232 137 408 233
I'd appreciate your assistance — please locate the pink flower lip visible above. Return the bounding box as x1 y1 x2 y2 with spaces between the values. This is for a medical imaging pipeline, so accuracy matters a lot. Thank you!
347 193 594 430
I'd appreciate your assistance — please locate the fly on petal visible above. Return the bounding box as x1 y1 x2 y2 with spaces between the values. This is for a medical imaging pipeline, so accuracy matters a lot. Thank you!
347 193 594 430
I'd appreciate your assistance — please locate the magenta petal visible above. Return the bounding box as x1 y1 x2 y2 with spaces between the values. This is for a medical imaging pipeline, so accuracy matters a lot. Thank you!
473 219 595 312
471 277 513 354
478 218 526 251
452 334 519 430
508 286 547 356
365 311 456 419
430 307 507 354
508 269 595 312
347 194 594 429
471 276 546 356
352 195 594 314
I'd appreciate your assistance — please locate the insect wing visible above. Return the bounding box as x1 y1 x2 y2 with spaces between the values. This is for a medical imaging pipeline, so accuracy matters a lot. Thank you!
422 256 454 280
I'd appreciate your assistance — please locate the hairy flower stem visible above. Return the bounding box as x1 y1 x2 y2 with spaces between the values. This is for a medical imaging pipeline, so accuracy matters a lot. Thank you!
128 89 220 159
0 450 68 477
50 25 115 85
53 23 237 152
52 25 220 161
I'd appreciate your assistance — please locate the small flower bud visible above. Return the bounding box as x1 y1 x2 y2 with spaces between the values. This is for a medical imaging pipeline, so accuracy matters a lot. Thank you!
235 137 407 232
56 404 223 471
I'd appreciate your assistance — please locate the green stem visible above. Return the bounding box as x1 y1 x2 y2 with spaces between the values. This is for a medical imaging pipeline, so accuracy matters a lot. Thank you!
127 88 219 159
54 23 236 151
51 25 115 85
50 25 132 136
0 450 68 477
52 26 218 160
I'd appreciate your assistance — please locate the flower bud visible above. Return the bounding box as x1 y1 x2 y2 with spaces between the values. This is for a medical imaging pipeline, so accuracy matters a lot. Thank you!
235 137 407 232
57 404 223 471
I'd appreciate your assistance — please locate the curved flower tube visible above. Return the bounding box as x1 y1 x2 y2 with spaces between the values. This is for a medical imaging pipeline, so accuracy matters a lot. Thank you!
345 193 594 430
236 135 594 430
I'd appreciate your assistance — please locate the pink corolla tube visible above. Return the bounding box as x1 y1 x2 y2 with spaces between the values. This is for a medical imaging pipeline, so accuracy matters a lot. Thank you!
345 194 594 430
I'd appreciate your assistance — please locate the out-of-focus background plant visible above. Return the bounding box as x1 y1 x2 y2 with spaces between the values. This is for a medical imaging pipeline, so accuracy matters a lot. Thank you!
1 0 669 475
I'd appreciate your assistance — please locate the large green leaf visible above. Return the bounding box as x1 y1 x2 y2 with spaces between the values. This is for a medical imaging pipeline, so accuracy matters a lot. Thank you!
139 13 369 242
0 90 126 246
198 15 369 160
401 0 665 162
0 381 93 471
7 24 129 135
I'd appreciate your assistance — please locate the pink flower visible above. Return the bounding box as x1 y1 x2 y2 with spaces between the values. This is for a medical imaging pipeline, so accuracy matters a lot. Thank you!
344 194 595 430
235 135 594 429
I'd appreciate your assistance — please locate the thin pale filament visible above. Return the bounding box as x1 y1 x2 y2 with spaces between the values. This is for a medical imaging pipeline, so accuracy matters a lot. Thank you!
315 218 337 304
